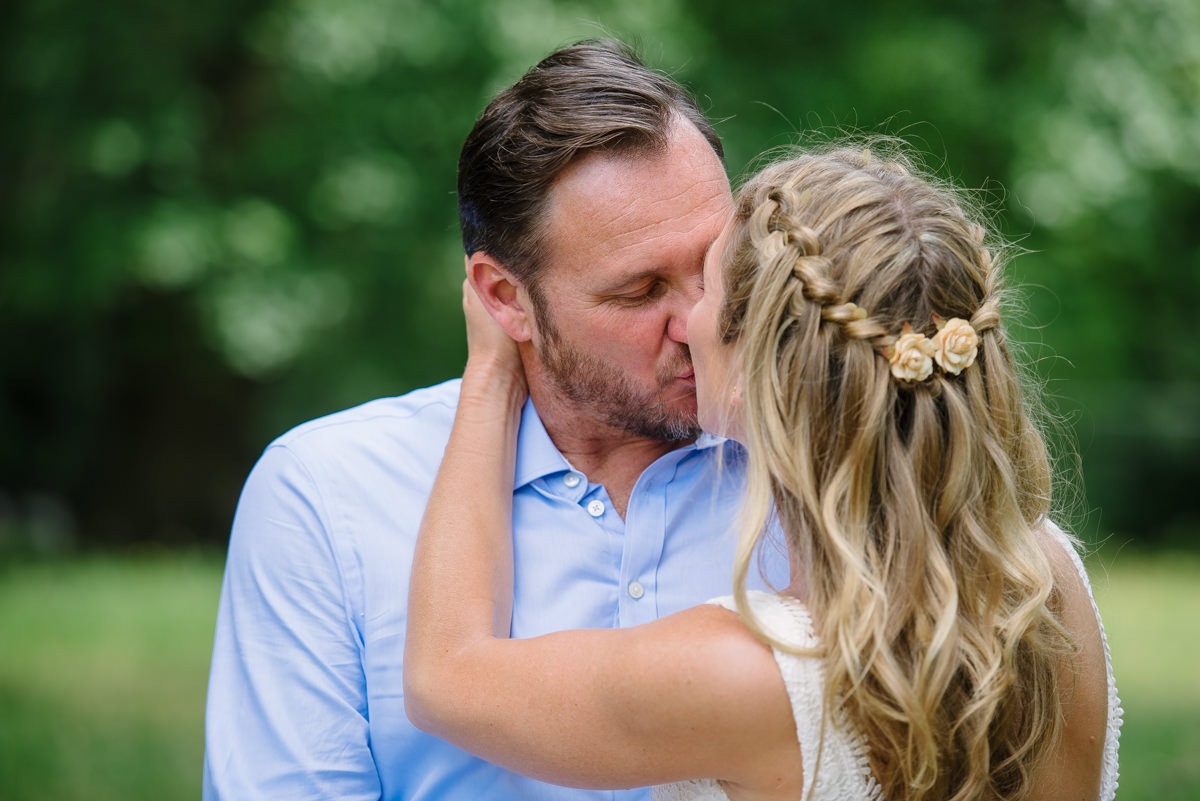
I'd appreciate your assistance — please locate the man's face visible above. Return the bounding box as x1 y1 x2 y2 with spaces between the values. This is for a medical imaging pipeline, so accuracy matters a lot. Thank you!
528 119 733 442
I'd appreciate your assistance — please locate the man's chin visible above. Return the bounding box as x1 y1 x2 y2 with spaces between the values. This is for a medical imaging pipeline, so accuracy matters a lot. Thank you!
535 341 700 441
662 398 700 424
663 390 698 422
653 398 700 442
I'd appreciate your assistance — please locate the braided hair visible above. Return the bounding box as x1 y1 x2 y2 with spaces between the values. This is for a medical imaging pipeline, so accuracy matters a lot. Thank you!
723 144 1071 801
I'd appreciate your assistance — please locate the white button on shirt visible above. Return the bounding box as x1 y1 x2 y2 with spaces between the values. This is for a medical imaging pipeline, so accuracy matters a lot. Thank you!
562 473 581 488
627 580 645 600
586 499 605 517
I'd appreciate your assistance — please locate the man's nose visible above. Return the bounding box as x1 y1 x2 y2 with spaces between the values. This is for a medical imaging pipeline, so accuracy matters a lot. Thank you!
666 285 699 344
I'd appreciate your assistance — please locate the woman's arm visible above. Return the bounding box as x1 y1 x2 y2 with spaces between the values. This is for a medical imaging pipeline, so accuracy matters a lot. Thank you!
402 285 799 792
404 282 526 653
405 280 525 696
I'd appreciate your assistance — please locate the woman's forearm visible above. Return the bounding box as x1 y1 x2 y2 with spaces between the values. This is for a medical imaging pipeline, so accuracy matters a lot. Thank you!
404 353 525 726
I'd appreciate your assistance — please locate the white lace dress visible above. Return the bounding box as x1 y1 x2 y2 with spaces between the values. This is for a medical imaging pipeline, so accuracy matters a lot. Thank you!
652 529 1123 801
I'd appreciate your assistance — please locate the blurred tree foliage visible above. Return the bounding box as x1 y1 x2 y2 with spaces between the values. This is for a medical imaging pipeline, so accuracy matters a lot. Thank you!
2 0 1197 551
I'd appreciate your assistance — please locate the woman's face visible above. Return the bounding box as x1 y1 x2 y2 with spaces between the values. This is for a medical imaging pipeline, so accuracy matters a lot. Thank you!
686 221 744 441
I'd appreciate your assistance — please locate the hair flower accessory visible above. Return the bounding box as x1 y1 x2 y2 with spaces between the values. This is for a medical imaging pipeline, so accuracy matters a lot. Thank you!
886 323 936 382
931 316 979 375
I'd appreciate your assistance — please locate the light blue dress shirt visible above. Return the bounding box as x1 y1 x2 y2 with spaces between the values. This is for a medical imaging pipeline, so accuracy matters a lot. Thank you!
203 379 787 800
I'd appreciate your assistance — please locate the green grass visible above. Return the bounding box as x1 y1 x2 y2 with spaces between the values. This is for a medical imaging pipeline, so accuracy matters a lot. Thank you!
1090 549 1200 799
0 549 1196 799
0 554 222 801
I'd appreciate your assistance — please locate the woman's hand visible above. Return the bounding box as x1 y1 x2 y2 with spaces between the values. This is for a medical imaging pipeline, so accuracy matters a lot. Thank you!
461 279 526 412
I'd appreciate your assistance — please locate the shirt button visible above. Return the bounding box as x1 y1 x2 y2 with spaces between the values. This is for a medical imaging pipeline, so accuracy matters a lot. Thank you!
628 581 645 600
563 473 582 488
586 499 605 517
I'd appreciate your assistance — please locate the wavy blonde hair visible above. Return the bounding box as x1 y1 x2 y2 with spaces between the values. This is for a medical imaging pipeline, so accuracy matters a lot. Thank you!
724 144 1072 800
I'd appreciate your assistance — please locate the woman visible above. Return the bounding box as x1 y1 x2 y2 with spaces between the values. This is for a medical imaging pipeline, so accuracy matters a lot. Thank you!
404 144 1121 800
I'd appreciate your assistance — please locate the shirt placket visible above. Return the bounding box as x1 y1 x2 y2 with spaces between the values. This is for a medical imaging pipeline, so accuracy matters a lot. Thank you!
618 451 688 627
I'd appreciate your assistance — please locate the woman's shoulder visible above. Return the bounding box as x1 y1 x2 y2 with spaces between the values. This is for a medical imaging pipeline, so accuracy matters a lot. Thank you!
653 598 783 677
1034 520 1110 644
1028 519 1121 801
698 593 885 801
643 601 802 729
591 597 798 724
1034 519 1087 585
1032 519 1108 692
645 600 805 798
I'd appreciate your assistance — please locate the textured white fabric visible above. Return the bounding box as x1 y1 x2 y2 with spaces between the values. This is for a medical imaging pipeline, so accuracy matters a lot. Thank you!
650 777 728 801
652 525 1122 801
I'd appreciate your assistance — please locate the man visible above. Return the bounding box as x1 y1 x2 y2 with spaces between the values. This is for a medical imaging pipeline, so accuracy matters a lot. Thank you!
203 40 786 800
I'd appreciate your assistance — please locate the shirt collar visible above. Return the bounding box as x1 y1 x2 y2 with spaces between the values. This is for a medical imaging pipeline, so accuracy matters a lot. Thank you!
513 398 726 490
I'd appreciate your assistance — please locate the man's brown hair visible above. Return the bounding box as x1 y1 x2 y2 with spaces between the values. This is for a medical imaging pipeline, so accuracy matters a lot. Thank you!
457 39 723 293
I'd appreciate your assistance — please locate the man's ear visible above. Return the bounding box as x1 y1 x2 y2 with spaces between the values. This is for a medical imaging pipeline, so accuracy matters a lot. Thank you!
465 252 534 342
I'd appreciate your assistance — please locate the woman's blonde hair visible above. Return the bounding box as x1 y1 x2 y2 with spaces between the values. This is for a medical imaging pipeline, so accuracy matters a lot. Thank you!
725 143 1071 800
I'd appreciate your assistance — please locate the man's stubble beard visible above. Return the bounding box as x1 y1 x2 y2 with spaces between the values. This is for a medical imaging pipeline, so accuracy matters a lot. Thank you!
536 324 700 444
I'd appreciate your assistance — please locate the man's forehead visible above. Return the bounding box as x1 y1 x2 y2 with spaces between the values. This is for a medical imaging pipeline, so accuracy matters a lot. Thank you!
544 122 727 212
541 173 728 267
539 209 723 290
532 117 730 291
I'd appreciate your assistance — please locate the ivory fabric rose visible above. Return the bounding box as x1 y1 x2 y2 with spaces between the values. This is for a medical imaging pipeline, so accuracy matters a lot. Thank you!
889 329 936 382
932 317 979 375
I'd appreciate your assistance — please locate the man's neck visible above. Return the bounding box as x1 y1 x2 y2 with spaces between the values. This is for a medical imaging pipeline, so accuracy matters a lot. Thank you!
529 385 693 519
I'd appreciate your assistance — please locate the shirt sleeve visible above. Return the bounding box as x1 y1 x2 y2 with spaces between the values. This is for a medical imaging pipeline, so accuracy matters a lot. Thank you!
203 443 381 801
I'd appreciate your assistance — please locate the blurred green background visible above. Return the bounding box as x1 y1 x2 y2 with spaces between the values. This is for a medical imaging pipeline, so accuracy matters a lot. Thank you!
1 0 1196 798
